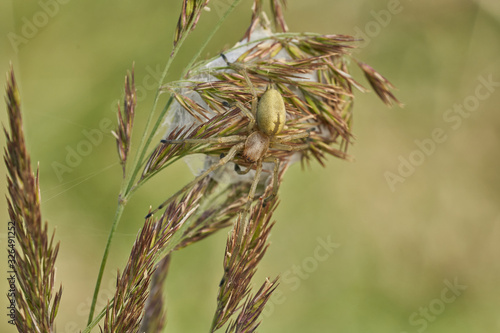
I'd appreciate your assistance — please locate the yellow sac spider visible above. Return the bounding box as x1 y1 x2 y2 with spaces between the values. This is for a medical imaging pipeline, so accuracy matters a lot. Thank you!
146 55 310 220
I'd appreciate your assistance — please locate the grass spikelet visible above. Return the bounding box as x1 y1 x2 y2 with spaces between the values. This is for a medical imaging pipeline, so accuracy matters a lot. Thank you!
226 277 279 333
4 66 62 332
357 61 403 107
112 66 136 176
102 180 207 332
210 192 279 332
245 0 289 40
174 0 210 47
139 255 170 333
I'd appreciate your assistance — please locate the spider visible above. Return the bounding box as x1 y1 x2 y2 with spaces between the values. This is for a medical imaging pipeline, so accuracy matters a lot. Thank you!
146 55 310 221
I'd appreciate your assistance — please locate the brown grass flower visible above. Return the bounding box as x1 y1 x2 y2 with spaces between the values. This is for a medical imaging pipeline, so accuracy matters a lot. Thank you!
138 255 170 333
210 188 279 332
174 0 210 48
102 180 208 332
112 66 137 177
4 67 62 332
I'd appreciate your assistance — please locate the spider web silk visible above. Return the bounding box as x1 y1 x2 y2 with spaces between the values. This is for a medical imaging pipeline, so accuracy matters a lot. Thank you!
160 25 313 186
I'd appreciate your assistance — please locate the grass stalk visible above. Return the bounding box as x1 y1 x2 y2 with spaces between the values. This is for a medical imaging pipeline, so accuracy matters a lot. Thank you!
86 203 125 324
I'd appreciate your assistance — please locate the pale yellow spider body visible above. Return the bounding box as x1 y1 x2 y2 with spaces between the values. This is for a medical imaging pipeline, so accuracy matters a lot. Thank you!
241 87 285 164
256 88 286 136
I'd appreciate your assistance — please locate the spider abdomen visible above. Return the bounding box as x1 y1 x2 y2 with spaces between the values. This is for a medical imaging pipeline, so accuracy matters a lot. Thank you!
242 131 270 163
256 87 286 136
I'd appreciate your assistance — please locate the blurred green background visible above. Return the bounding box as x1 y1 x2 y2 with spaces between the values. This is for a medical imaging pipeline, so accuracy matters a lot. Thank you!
1 0 499 332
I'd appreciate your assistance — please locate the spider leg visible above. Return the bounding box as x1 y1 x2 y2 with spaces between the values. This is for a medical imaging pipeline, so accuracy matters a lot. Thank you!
234 100 255 131
161 135 246 145
234 163 252 175
262 157 280 205
270 142 310 151
239 159 263 231
221 53 256 97
221 53 258 131
273 131 310 143
145 142 245 218
220 99 255 130
240 70 259 130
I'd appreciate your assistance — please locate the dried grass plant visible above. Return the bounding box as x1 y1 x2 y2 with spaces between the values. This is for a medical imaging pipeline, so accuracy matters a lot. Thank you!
4 1 399 332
